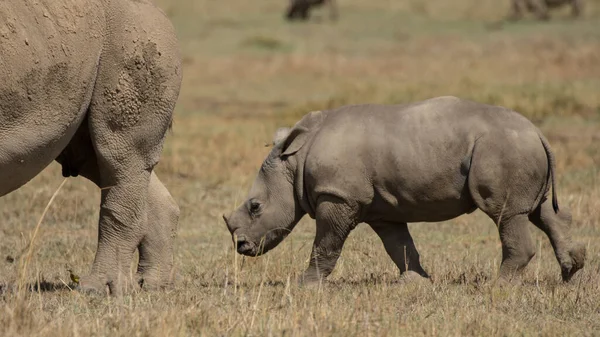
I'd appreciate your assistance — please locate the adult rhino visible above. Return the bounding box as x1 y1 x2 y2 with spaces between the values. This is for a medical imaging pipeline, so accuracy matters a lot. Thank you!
0 0 181 295
224 96 586 284
509 0 583 20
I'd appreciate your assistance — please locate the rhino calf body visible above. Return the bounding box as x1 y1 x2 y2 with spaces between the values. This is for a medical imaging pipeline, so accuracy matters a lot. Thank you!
0 0 182 294
224 96 586 284
509 0 583 20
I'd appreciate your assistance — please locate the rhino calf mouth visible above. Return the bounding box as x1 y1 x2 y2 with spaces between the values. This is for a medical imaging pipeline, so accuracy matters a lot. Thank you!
235 236 258 256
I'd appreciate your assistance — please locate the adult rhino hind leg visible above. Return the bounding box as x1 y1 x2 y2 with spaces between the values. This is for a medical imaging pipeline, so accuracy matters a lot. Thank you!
82 84 179 295
136 172 180 289
300 195 358 284
77 1 182 296
57 136 180 291
529 200 585 282
368 222 429 281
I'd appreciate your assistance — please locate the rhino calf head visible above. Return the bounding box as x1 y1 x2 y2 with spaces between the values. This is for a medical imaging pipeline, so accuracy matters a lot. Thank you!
223 127 308 256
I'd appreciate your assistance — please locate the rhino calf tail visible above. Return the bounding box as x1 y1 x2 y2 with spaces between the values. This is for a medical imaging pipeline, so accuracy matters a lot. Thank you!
539 133 559 213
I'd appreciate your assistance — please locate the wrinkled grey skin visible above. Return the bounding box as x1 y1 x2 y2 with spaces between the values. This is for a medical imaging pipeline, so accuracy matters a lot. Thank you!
286 0 338 21
0 0 181 295
509 0 583 20
224 96 586 284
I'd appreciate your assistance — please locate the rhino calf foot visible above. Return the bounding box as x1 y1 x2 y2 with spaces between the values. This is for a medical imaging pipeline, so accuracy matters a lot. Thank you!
298 269 328 286
494 276 523 288
561 243 586 282
398 271 431 285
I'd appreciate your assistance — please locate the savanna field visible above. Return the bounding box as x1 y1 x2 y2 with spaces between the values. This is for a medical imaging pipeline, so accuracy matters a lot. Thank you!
1 0 600 335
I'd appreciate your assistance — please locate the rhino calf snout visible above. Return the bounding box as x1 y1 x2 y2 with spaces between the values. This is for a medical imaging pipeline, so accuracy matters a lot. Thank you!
223 213 258 255
235 236 257 256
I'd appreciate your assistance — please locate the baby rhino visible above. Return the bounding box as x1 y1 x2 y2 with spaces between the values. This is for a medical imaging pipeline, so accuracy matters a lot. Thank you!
223 96 586 284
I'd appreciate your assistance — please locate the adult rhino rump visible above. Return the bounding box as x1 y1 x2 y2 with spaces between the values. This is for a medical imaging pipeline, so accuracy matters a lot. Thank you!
224 96 585 285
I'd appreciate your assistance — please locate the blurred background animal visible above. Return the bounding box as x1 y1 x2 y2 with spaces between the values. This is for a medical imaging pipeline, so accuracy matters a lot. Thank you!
286 0 338 21
509 0 583 20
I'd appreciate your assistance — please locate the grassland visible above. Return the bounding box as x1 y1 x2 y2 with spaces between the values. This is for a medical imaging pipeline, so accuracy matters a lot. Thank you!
1 0 600 335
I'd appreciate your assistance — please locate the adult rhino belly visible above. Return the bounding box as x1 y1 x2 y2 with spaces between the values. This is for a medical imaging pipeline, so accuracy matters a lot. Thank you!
0 0 104 196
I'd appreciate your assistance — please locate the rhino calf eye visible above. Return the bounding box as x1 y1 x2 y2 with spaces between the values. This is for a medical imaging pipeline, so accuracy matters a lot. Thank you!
249 200 261 215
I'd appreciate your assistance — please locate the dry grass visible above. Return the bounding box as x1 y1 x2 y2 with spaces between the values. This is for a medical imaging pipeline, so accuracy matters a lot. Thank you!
1 0 600 335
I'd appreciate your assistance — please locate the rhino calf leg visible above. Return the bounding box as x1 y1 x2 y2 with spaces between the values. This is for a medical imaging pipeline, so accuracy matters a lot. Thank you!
300 196 357 284
369 222 429 279
497 214 536 282
529 201 586 281
136 172 180 289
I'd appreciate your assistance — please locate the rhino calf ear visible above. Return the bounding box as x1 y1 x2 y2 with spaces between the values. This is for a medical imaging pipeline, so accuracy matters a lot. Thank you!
273 127 291 145
278 110 322 156
281 126 309 157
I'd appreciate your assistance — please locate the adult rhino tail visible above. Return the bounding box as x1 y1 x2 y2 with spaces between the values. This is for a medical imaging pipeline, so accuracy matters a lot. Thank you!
539 132 559 213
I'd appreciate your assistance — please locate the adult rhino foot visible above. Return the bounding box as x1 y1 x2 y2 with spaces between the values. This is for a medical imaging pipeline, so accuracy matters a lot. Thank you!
297 271 327 287
135 267 180 290
76 275 109 296
561 243 586 282
77 273 140 296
